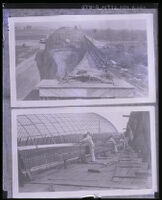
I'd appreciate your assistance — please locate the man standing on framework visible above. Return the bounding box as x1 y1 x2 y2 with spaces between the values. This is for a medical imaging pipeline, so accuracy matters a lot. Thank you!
80 132 96 162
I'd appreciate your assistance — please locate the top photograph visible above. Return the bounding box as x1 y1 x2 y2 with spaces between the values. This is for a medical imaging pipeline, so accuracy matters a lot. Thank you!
8 14 156 107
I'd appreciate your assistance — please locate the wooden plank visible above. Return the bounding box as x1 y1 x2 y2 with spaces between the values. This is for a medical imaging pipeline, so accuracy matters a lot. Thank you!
119 161 143 165
113 176 143 179
48 178 99 182
119 158 142 162
118 165 142 168
112 175 150 183
30 180 139 189
30 181 110 189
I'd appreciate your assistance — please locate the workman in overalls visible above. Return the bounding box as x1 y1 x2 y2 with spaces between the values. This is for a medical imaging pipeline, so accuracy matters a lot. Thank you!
80 132 95 162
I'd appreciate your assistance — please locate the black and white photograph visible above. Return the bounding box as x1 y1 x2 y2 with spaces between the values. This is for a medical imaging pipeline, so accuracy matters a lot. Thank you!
9 14 156 107
3 6 158 199
12 106 157 198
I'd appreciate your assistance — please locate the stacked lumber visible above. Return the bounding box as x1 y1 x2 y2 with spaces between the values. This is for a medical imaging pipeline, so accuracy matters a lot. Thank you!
111 151 151 186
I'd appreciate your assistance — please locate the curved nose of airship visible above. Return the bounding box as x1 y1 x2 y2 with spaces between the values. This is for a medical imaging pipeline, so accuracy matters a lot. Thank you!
36 27 86 80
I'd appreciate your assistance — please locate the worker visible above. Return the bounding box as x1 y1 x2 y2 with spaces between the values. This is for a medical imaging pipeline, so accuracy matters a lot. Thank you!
119 134 126 150
120 125 133 151
108 136 118 153
80 132 95 162
119 131 132 152
127 124 134 141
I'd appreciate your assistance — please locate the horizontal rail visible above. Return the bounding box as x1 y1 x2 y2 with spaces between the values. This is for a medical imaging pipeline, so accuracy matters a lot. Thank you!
18 143 84 151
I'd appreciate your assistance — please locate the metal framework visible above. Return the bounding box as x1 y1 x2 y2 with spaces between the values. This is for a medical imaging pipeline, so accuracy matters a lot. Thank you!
17 113 118 145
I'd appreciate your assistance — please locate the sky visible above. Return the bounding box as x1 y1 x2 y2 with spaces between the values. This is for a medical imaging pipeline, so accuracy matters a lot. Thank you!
15 19 146 30
98 111 131 133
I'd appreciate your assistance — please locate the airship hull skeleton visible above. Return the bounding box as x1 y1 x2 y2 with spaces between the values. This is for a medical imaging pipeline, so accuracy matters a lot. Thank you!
35 27 136 99
35 28 110 80
9 14 156 106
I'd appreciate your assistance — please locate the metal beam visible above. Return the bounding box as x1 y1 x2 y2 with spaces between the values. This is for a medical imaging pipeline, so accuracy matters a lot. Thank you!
18 143 84 151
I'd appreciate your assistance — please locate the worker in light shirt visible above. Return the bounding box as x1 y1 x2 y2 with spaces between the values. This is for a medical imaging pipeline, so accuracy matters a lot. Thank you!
80 132 96 162
108 136 118 153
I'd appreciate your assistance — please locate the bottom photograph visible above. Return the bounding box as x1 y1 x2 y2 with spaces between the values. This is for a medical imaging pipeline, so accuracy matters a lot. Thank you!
12 106 157 198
